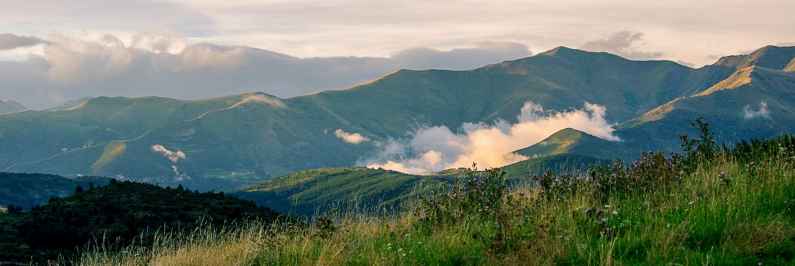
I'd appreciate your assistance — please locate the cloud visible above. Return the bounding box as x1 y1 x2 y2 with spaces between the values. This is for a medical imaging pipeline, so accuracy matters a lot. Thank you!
365 102 619 175
391 42 532 70
0 34 536 109
1 0 214 36
581 31 664 60
2 0 795 67
0 33 47 50
743 101 771 119
151 144 187 163
334 129 370 144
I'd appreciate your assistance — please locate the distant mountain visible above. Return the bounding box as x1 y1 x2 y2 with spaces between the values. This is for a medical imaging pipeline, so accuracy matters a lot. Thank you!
518 46 795 162
236 167 449 215
0 100 25 114
0 172 110 209
714 46 795 70
236 154 610 215
502 154 610 178
0 46 738 183
617 53 795 157
514 128 616 159
0 45 793 189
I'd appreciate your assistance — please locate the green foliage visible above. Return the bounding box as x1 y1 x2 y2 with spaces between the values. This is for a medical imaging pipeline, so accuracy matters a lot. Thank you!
1 117 792 265
589 152 683 203
73 132 795 265
415 167 510 225
0 180 280 264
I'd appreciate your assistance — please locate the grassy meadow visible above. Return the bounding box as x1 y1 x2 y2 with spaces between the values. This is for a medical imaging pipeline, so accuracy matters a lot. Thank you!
76 132 795 265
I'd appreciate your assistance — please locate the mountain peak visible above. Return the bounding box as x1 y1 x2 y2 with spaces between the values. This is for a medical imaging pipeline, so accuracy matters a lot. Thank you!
786 58 795 72
540 46 591 57
714 45 795 70
233 92 286 108
695 66 757 96
514 128 595 157
694 65 794 97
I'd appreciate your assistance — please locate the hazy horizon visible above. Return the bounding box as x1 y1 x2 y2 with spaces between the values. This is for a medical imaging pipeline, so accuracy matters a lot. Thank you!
2 0 795 108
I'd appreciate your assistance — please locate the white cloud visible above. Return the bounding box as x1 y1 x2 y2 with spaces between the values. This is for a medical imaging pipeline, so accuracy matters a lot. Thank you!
365 102 619 175
2 0 795 66
0 33 535 109
334 129 370 144
580 31 663 60
0 0 213 36
151 144 187 163
743 101 771 119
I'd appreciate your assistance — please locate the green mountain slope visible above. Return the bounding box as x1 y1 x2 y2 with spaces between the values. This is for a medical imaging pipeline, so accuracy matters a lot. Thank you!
573 67 795 160
714 45 795 70
514 128 619 159
236 167 450 215
638 67 792 139
502 154 609 178
525 45 795 161
0 47 741 184
236 154 610 215
0 172 110 209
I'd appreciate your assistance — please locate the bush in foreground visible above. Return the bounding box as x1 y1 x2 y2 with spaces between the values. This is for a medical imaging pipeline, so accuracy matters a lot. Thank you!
79 134 795 265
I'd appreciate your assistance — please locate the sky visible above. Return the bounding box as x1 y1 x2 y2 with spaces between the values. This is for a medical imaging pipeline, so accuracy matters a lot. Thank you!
1 0 794 108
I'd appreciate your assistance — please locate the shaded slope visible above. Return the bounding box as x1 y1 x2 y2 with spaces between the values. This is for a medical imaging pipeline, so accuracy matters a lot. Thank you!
0 172 110 209
514 128 618 159
236 154 610 216
714 45 795 70
590 66 795 159
236 168 450 215
502 154 610 178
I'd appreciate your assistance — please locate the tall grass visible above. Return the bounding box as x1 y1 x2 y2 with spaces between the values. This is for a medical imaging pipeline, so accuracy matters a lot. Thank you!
76 135 795 265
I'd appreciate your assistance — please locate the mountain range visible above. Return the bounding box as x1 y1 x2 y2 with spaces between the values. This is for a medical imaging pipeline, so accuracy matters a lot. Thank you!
0 45 793 192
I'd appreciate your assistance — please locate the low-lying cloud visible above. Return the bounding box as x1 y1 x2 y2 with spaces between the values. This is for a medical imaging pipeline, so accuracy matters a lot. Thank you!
335 129 370 144
0 33 532 109
151 144 187 163
365 102 619 175
743 101 771 119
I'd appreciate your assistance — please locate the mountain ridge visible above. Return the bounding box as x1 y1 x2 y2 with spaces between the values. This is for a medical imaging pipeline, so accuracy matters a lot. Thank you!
0 45 792 186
